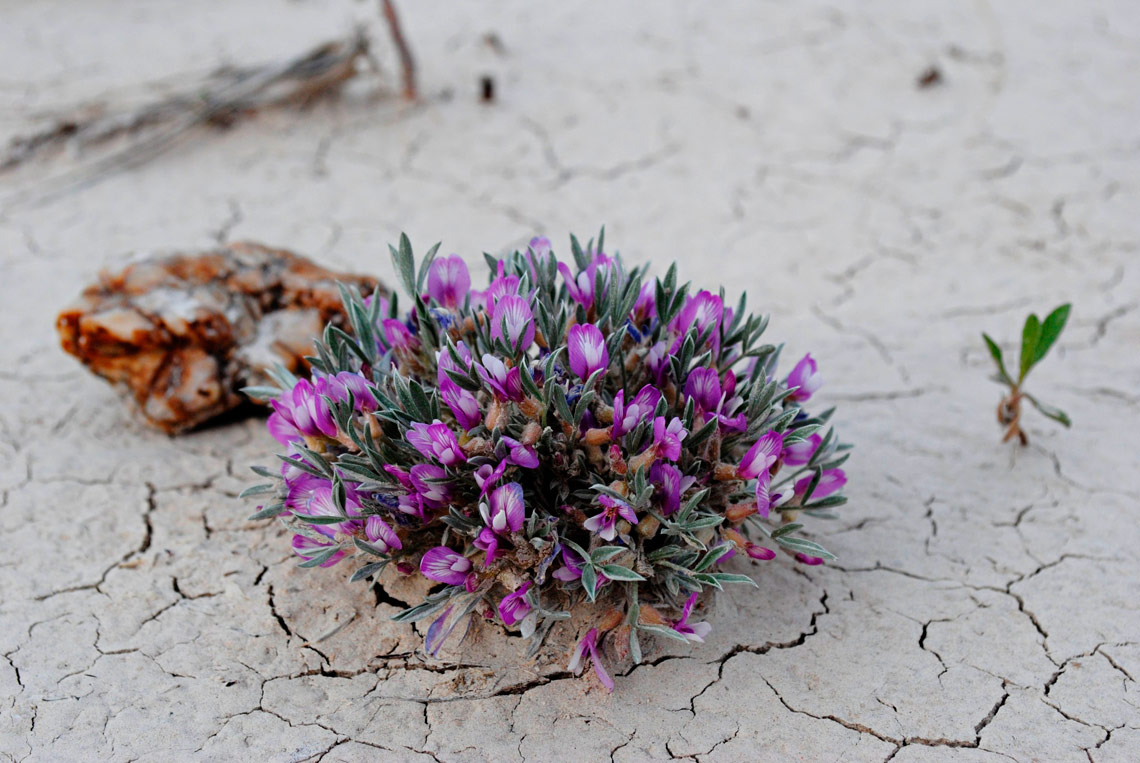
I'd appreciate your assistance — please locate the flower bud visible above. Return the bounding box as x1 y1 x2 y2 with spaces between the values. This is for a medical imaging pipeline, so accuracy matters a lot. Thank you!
726 503 757 523
585 427 612 446
597 608 624 632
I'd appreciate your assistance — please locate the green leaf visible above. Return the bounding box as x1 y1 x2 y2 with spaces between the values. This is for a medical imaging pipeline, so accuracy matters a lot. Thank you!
551 384 574 424
692 543 734 572
297 546 341 568
240 385 282 402
416 242 442 294
1019 313 1041 382
802 495 848 510
771 522 803 539
589 546 626 564
682 515 724 531
353 537 392 557
691 572 725 590
391 598 451 623
297 514 351 526
1032 303 1070 367
582 565 599 601
981 333 1013 386
598 564 646 582
238 483 275 499
248 502 286 521
638 623 691 644
1025 393 1072 428
773 535 837 560
703 572 759 588
391 233 417 296
350 561 388 582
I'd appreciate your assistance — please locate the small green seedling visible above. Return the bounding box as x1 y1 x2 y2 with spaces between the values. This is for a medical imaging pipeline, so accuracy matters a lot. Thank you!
982 304 1071 445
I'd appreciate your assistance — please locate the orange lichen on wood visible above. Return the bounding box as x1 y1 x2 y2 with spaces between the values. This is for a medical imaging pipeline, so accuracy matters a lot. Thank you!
57 242 380 433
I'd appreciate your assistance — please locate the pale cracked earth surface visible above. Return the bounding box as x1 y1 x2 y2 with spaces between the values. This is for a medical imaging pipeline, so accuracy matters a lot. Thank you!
1 1 1139 761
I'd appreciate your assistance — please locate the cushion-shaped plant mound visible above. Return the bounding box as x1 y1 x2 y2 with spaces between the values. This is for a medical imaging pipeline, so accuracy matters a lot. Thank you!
243 231 850 690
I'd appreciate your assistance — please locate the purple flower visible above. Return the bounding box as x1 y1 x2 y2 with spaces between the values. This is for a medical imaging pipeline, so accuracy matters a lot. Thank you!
673 291 724 349
284 472 325 513
645 340 674 385
330 372 378 412
475 260 521 310
671 592 712 643
483 482 526 534
291 534 346 567
270 377 338 441
365 516 401 554
426 254 471 309
398 493 426 520
717 407 747 433
795 553 825 566
652 416 687 462
266 410 302 446
381 319 418 352
420 547 472 586
715 370 747 432
684 367 722 414
756 471 775 518
406 420 466 466
424 605 456 656
501 436 539 469
738 431 784 480
787 353 823 402
745 543 776 561
474 527 499 566
552 546 585 581
783 433 823 467
568 628 614 692
410 463 451 506
437 340 475 381
583 494 638 541
632 281 656 324
527 236 551 261
473 461 507 497
650 462 684 515
567 323 609 381
440 378 482 431
498 581 533 627
364 291 391 318
383 464 413 490
299 485 362 537
490 294 536 352
558 253 612 311
612 385 661 438
794 468 847 502
478 354 524 402
552 546 612 586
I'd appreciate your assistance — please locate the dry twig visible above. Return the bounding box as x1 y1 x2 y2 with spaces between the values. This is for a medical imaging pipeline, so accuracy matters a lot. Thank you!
2 0 418 207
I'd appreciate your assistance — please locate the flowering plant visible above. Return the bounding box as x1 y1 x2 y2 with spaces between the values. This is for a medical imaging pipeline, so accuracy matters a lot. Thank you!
242 231 850 690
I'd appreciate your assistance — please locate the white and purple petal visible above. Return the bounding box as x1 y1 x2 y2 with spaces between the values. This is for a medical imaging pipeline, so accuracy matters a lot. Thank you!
365 516 401 553
489 482 526 534
490 293 536 351
498 581 533 627
426 254 471 309
787 353 823 402
420 547 472 586
738 430 784 480
567 323 609 381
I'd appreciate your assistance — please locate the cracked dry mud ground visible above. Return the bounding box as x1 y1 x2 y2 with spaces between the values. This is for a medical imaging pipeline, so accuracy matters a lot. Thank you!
1 1 1138 761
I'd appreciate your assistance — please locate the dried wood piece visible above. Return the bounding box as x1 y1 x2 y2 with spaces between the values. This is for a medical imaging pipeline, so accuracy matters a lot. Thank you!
57 242 381 434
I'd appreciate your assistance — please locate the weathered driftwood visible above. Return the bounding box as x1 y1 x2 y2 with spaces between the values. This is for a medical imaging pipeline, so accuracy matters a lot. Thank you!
57 242 380 434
